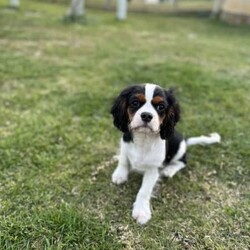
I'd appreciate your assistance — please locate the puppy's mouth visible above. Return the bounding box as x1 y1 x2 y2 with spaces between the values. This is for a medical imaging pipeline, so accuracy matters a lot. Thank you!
130 123 159 134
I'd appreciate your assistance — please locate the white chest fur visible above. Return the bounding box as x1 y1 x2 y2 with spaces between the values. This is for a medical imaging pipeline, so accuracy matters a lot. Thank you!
122 133 166 172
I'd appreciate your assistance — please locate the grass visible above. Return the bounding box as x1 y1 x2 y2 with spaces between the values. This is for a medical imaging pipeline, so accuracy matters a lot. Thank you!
0 0 250 249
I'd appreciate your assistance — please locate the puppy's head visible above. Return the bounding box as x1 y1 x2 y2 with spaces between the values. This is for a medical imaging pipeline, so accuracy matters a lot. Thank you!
110 84 180 139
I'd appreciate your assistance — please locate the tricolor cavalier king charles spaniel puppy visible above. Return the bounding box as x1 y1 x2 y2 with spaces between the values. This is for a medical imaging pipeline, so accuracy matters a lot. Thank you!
111 83 220 224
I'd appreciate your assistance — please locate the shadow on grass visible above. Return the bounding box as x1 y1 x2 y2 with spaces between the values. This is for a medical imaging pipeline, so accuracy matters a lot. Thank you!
62 15 88 25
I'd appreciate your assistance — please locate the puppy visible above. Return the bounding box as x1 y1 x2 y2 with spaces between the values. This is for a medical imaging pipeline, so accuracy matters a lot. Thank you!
110 83 220 224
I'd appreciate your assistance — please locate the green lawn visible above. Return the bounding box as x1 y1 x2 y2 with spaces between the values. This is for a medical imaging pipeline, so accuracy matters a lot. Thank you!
0 0 250 249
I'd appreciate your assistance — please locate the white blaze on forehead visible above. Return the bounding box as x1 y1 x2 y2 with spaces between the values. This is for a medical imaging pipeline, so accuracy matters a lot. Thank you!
145 84 157 101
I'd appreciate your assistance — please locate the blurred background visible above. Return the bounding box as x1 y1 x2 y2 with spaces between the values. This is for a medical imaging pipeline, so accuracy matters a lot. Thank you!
0 0 249 249
7 0 250 24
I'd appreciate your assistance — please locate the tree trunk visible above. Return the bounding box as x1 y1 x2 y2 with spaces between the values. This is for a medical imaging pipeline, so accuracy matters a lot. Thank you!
117 0 127 20
67 0 85 18
10 0 20 8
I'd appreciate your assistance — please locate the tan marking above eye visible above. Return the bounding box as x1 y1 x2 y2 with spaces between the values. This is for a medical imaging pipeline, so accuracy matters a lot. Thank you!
152 96 164 104
135 93 146 103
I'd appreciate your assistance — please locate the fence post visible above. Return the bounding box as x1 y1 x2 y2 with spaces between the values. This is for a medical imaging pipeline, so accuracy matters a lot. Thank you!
10 0 20 8
67 0 85 18
212 0 224 16
117 0 127 20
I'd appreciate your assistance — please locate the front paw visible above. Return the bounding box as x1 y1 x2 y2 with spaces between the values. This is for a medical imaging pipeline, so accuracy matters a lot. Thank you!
132 202 151 225
162 166 177 178
112 167 128 185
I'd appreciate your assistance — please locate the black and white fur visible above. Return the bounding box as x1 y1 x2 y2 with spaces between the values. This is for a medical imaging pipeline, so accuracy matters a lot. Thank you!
111 83 220 224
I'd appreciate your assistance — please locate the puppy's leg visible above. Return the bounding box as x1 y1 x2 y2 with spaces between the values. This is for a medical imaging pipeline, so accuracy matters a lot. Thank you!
162 161 186 178
112 147 129 185
132 169 159 224
162 140 187 178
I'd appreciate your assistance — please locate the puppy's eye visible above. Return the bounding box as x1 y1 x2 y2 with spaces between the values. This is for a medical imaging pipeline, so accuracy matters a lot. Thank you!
156 103 165 111
131 100 140 108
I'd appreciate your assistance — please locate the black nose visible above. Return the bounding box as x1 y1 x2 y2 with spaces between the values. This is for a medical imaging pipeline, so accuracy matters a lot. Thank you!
141 112 153 123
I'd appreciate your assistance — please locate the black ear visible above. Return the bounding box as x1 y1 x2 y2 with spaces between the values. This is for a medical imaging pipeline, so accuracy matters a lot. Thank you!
160 89 180 140
110 86 134 133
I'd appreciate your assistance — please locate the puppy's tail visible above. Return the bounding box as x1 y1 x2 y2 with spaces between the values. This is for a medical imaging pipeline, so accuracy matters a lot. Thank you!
186 132 221 147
